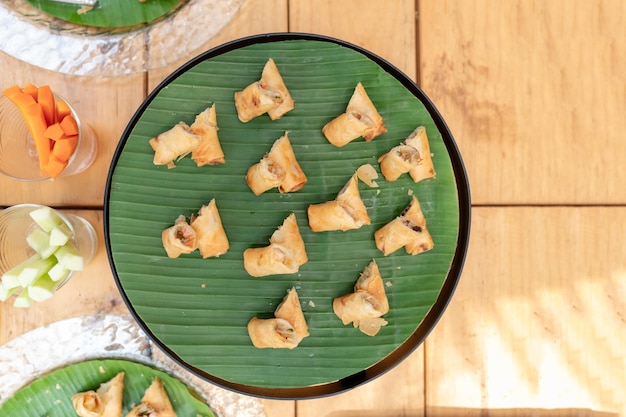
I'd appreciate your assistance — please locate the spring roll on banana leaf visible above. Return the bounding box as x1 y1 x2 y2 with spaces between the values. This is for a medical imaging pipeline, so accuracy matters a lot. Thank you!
333 260 389 336
378 131 424 182
405 126 436 183
190 199 229 259
248 287 309 349
308 174 370 232
72 372 124 417
243 213 307 277
374 195 434 256
125 377 176 417
234 58 294 122
322 82 387 147
246 133 307 195
149 122 200 168
161 215 197 258
190 104 225 166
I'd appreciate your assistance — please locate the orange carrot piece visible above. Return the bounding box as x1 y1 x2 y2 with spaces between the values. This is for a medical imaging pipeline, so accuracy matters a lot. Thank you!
59 114 78 136
51 137 77 162
2 85 23 99
8 91 36 110
44 123 65 141
22 102 50 168
37 85 56 125
55 100 72 121
44 156 67 178
23 84 38 102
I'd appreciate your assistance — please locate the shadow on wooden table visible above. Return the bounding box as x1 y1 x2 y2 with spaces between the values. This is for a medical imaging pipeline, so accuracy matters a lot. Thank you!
326 408 616 417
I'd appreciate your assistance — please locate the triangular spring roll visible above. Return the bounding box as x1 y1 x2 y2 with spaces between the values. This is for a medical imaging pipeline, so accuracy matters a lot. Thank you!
322 82 387 147
72 371 124 417
243 213 307 277
161 215 197 258
189 199 230 258
307 174 370 232
190 104 225 166
405 126 436 183
149 122 200 168
245 133 307 195
333 260 389 336
234 58 294 122
125 377 176 417
374 195 434 256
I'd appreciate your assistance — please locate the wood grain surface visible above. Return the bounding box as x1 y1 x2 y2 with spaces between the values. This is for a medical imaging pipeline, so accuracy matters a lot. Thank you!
1 1 625 416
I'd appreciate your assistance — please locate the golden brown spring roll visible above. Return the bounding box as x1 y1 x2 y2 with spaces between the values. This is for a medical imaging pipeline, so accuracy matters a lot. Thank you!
406 126 436 183
149 122 200 168
190 104 225 166
378 143 422 182
322 82 387 147
274 287 310 342
308 174 370 232
247 317 299 349
161 215 197 258
374 195 434 256
246 133 306 195
125 377 176 417
243 214 307 277
234 58 294 122
190 199 229 258
72 372 124 417
333 260 389 336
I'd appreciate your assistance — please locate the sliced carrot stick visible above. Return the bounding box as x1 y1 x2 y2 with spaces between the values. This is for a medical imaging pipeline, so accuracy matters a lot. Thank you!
23 84 38 102
22 102 50 169
55 100 72 122
8 91 36 110
44 156 67 178
2 85 23 99
59 114 78 136
44 123 66 141
37 85 56 125
51 136 77 162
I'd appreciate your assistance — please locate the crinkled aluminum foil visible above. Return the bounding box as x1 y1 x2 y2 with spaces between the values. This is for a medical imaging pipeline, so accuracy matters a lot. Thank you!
0 314 265 417
0 0 245 77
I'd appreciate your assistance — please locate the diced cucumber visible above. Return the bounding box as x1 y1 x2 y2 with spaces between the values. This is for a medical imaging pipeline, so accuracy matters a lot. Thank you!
54 243 84 271
28 206 63 232
26 227 58 259
0 282 20 302
17 256 56 287
1 254 40 288
48 262 71 282
49 223 73 246
27 275 60 302
13 291 33 308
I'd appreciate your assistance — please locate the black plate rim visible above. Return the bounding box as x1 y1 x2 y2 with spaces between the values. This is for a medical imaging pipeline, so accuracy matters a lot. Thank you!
103 32 471 400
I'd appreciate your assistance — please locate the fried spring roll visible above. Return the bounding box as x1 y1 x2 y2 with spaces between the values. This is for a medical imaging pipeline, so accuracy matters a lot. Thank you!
374 195 434 256
247 317 299 349
406 126 436 183
322 82 387 147
308 174 370 232
149 122 200 168
190 199 229 258
161 215 197 258
72 372 124 417
125 377 176 417
190 104 225 166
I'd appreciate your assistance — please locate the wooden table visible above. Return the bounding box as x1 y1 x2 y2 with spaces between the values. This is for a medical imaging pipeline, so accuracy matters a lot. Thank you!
2 1 626 416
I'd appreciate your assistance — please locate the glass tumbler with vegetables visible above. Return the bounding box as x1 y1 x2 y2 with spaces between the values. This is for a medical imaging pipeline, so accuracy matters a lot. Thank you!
0 204 98 307
0 84 97 181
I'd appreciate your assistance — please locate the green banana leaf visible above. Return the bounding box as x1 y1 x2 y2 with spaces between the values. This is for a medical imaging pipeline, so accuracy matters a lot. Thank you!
0 359 214 416
106 35 469 397
26 0 185 28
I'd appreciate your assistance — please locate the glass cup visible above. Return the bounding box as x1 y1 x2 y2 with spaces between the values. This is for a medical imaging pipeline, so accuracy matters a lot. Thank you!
0 92 97 181
0 204 98 307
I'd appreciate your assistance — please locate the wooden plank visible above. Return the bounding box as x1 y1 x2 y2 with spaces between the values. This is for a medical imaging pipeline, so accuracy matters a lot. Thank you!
297 348 424 417
0 57 146 208
289 0 417 80
419 0 626 205
425 206 626 415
